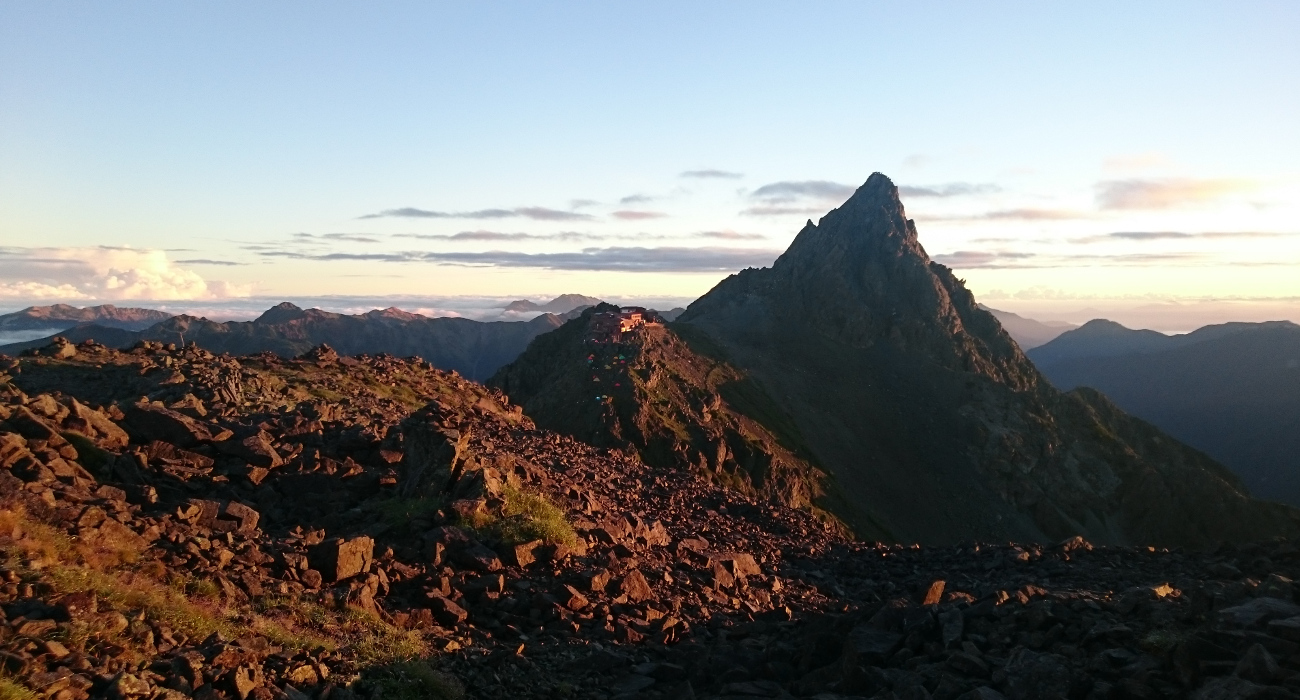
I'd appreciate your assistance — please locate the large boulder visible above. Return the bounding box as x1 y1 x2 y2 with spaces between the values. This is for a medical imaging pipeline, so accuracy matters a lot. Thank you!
308 536 374 583
399 402 472 498
122 402 214 448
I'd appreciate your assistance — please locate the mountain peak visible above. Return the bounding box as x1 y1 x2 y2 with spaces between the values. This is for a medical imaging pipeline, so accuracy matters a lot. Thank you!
255 302 307 325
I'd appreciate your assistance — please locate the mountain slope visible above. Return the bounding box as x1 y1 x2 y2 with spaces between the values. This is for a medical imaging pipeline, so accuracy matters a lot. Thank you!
0 303 569 381
1032 321 1300 505
978 305 1075 350
490 304 840 524
669 172 1297 546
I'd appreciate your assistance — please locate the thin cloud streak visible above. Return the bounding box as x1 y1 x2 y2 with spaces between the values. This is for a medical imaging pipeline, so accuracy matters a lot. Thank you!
680 169 743 179
750 180 855 203
740 205 827 217
391 231 671 242
1070 231 1297 243
360 206 594 221
928 249 1272 270
176 259 248 266
917 208 1087 222
256 246 783 273
611 210 668 220
898 182 1001 198
696 231 766 240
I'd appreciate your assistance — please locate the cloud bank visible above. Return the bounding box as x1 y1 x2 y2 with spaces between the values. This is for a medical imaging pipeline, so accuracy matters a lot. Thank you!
0 247 252 300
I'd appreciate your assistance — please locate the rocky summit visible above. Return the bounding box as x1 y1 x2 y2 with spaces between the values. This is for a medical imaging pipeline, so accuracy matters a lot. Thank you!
6 338 1300 699
665 173 1298 547
490 303 836 520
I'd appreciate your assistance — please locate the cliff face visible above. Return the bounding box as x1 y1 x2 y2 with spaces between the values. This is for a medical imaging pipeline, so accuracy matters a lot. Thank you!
674 173 1298 546
490 305 839 524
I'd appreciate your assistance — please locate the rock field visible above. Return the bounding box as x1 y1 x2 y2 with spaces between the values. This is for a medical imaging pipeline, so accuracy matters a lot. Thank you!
3 337 1300 699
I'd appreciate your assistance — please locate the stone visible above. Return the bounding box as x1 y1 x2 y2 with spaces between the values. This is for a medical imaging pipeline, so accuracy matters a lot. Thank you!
1256 574 1293 600
922 579 946 606
580 568 611 592
620 569 654 603
220 501 260 533
70 399 130 449
842 626 903 669
1235 643 1279 683
227 664 263 700
1218 597 1300 627
108 673 152 698
458 543 503 572
308 536 374 582
511 540 542 567
561 585 590 611
122 402 214 447
1003 648 1070 700
428 595 469 627
215 431 283 468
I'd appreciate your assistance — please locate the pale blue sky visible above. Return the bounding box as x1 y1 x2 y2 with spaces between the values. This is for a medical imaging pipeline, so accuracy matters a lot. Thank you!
2 2 1298 327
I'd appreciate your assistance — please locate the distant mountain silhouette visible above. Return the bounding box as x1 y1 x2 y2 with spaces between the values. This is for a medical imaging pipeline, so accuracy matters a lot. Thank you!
503 294 604 314
0 303 579 381
978 305 1076 349
0 304 173 344
1030 320 1300 505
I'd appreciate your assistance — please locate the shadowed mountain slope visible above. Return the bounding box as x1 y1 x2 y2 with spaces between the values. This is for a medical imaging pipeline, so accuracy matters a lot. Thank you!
1031 320 1300 506
490 304 842 527
664 173 1298 546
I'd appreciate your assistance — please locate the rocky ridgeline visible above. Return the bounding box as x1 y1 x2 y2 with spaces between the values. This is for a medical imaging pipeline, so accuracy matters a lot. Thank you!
2 338 1300 699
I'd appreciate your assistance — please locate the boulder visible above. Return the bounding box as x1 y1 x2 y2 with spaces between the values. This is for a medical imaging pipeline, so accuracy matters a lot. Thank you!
308 536 374 582
215 430 283 468
122 403 214 447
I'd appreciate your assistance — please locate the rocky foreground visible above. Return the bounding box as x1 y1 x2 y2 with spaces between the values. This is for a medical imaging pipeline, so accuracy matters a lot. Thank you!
3 339 1300 699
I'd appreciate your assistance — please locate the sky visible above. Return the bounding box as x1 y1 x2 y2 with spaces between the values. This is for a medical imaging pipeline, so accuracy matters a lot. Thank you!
1 2 1298 330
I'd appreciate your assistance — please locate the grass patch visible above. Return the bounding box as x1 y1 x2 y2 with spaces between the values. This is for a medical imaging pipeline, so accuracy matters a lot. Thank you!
358 661 464 700
468 486 578 547
0 676 37 700
344 607 429 665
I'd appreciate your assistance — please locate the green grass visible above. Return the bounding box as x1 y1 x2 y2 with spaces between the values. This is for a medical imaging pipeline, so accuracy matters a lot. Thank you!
344 607 429 665
497 485 578 546
461 485 578 547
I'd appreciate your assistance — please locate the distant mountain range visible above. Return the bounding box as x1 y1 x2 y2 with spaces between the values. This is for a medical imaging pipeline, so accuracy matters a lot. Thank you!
1029 319 1300 506
979 305 1076 349
503 294 604 314
0 296 686 382
0 303 585 381
0 304 173 345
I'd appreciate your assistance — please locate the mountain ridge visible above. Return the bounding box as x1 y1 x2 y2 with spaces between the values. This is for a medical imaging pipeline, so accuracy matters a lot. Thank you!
1031 319 1300 505
0 304 582 381
666 172 1297 545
